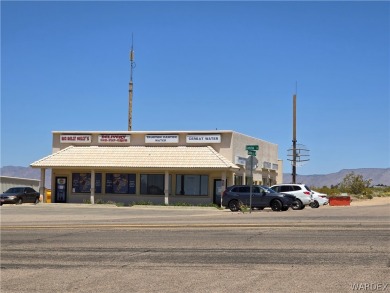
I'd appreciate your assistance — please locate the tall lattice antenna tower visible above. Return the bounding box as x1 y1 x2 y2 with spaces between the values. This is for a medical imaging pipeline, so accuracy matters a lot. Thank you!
128 34 135 131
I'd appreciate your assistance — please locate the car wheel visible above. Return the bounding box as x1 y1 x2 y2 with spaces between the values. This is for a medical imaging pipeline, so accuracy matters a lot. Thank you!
16 198 22 205
270 199 282 211
291 199 303 210
34 197 40 204
310 201 320 208
281 206 289 211
228 200 241 212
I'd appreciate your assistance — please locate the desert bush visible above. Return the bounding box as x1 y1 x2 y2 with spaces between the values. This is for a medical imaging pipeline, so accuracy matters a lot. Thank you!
339 172 372 195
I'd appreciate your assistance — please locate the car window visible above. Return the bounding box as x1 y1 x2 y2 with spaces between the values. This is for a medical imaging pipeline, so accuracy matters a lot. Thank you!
26 188 35 193
6 187 24 193
253 187 260 193
304 185 312 191
262 186 276 193
230 187 239 192
280 186 292 192
238 186 250 193
292 186 301 191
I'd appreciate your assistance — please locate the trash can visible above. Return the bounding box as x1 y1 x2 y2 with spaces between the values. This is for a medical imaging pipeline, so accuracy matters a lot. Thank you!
46 190 52 203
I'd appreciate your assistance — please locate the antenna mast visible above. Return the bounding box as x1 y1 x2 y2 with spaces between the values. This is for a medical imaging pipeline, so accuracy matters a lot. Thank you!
287 84 310 183
128 34 135 131
292 92 297 183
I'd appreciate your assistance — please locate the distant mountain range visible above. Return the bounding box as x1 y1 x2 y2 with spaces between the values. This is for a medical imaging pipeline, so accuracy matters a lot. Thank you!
1 166 389 188
283 168 390 187
1 166 52 187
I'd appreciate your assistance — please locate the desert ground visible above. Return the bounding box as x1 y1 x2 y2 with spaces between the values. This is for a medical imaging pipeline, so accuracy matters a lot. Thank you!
346 196 390 206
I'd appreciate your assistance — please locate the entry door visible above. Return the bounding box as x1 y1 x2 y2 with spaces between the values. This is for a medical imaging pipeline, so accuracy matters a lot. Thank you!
55 177 67 203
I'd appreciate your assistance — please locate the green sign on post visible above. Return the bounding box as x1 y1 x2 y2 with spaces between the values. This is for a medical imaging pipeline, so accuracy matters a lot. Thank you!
247 150 256 156
246 145 259 151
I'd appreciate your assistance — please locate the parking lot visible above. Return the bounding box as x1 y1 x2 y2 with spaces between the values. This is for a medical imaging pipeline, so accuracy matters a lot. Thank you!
1 199 389 293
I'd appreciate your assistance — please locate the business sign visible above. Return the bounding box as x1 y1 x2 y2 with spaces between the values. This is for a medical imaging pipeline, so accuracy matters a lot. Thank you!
98 134 130 143
60 135 91 143
235 156 247 165
145 135 179 143
186 134 221 143
263 161 272 169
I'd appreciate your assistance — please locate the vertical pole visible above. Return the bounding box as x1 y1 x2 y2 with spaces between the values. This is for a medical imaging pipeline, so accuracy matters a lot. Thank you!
90 170 95 204
249 155 253 213
164 171 169 205
128 81 133 131
40 168 46 203
292 94 297 184
221 171 226 208
128 35 134 131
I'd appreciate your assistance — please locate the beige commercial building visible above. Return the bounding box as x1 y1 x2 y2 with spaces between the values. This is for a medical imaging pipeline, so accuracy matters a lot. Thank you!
31 130 282 205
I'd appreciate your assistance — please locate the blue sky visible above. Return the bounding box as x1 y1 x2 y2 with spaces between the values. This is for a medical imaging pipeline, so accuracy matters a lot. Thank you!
1 1 389 175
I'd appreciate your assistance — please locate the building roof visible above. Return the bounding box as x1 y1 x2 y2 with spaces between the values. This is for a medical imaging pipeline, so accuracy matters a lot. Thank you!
30 146 239 170
52 130 234 134
0 176 40 182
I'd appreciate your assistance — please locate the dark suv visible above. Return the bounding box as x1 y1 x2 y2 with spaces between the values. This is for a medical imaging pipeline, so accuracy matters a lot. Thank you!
222 185 296 212
0 187 40 206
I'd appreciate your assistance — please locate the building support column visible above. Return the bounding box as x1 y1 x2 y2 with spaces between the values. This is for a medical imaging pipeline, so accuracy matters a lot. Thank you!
221 171 227 208
40 168 46 203
228 172 234 187
164 171 169 205
90 170 95 204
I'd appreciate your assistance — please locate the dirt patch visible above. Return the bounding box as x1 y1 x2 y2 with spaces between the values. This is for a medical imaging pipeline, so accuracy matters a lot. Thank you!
350 196 390 206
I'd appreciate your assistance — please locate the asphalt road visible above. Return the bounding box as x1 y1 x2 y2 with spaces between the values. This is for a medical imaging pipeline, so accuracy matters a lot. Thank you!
1 203 389 293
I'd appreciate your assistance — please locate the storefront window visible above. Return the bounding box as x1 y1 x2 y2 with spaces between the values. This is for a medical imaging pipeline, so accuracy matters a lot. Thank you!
140 174 165 195
176 175 208 196
106 173 136 194
72 173 102 193
234 175 243 185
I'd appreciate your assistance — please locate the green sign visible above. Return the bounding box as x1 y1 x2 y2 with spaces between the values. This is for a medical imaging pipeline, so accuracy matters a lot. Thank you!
246 145 259 151
248 150 256 156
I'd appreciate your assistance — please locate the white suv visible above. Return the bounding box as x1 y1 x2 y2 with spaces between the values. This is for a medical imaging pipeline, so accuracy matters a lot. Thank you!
270 184 313 210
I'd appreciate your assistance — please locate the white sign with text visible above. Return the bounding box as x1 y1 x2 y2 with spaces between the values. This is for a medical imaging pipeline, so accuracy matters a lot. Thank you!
60 135 91 144
186 134 221 143
145 135 179 143
98 134 130 143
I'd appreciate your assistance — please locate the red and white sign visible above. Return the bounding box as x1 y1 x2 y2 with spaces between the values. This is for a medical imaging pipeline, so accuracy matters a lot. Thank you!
98 134 130 143
60 135 91 143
